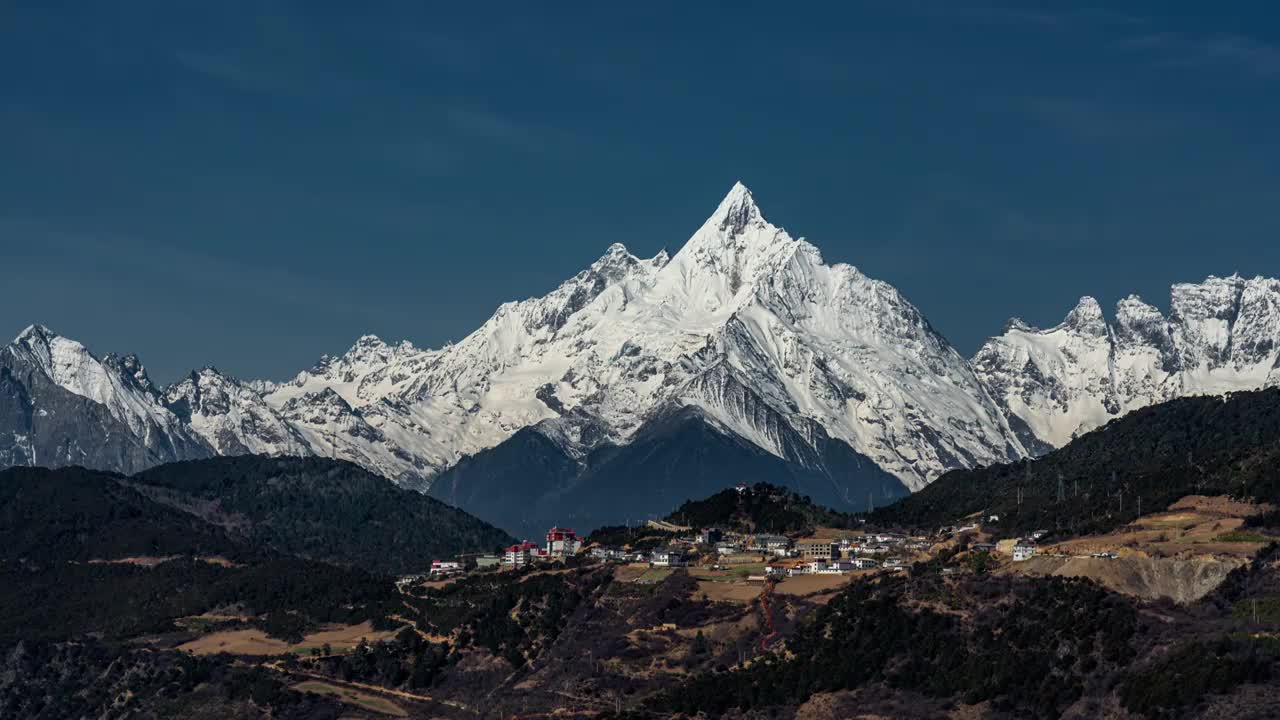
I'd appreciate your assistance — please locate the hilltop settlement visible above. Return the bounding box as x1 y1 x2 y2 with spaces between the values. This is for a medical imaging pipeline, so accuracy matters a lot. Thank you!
3 391 1280 719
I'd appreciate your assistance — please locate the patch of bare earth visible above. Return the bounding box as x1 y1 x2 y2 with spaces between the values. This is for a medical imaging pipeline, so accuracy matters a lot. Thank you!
1011 554 1245 603
86 555 240 568
178 620 401 656
1005 495 1274 602
696 579 764 604
773 573 858 597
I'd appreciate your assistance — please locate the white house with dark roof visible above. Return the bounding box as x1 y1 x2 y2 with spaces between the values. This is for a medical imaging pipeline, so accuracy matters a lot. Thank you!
1013 539 1038 562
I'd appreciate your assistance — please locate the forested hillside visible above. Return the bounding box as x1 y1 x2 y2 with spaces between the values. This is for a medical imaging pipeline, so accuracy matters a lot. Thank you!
633 552 1280 719
0 458 515 646
665 482 857 534
131 455 514 573
872 389 1280 537
0 466 247 564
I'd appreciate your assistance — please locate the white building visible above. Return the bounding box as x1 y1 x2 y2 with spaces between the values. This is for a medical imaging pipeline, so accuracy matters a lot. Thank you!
1013 539 1038 562
590 546 629 561
546 528 582 557
650 548 688 567
716 542 743 555
504 541 545 567
753 535 793 556
430 560 462 575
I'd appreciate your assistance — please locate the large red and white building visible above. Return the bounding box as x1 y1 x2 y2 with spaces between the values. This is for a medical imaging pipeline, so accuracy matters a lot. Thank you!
545 527 582 557
503 540 545 567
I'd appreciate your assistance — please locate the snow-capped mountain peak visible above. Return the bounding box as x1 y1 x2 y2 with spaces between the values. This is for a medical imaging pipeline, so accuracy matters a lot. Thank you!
710 180 763 233
164 366 312 457
251 182 1029 492
4 185 1277 522
3 324 211 465
974 275 1280 450
1061 296 1108 336
9 324 160 422
653 183 802 325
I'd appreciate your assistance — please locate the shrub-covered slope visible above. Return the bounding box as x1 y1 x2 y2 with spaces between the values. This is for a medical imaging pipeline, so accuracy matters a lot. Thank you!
872 389 1280 537
132 455 514 573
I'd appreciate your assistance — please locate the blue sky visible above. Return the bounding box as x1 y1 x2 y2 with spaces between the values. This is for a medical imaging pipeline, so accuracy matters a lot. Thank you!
2 1 1278 383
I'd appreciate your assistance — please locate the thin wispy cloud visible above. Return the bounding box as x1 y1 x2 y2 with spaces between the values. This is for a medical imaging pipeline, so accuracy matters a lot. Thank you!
0 217 371 322
385 136 464 177
446 106 540 151
902 4 1280 79
1199 33 1280 76
174 49 290 94
891 2 1144 30
385 105 548 177
1122 30 1280 77
1023 97 1207 142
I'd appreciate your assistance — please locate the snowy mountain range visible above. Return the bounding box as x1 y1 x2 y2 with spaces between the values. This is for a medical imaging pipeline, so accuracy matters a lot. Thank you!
3 183 1277 533
973 275 1280 451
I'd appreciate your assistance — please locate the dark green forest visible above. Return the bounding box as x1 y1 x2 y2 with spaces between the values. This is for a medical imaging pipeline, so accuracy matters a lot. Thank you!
665 482 857 534
872 389 1280 537
0 640 346 720
640 574 1141 718
408 565 613 668
0 557 402 644
0 466 250 563
132 455 514 573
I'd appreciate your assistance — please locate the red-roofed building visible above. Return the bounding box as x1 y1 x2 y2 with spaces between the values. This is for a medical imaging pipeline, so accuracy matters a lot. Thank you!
504 540 545 567
546 527 582 557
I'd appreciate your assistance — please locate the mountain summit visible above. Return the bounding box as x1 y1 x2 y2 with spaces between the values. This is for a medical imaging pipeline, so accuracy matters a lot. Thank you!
3 185 1278 533
256 183 1024 498
973 274 1280 449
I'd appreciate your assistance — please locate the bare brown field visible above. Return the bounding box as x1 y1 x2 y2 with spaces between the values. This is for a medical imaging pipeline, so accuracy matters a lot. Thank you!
86 555 240 568
612 563 652 582
87 555 179 566
1169 494 1269 517
696 580 764 603
773 573 855 596
1001 495 1277 602
179 620 401 656
808 527 861 540
178 629 291 655
1045 495 1272 560
183 612 250 622
289 621 402 655
417 573 458 586
1008 554 1246 603
292 680 408 716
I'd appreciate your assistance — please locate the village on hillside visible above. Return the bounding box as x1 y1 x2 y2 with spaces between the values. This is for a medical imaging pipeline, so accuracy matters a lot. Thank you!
395 484 1067 600
398 481 1277 611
